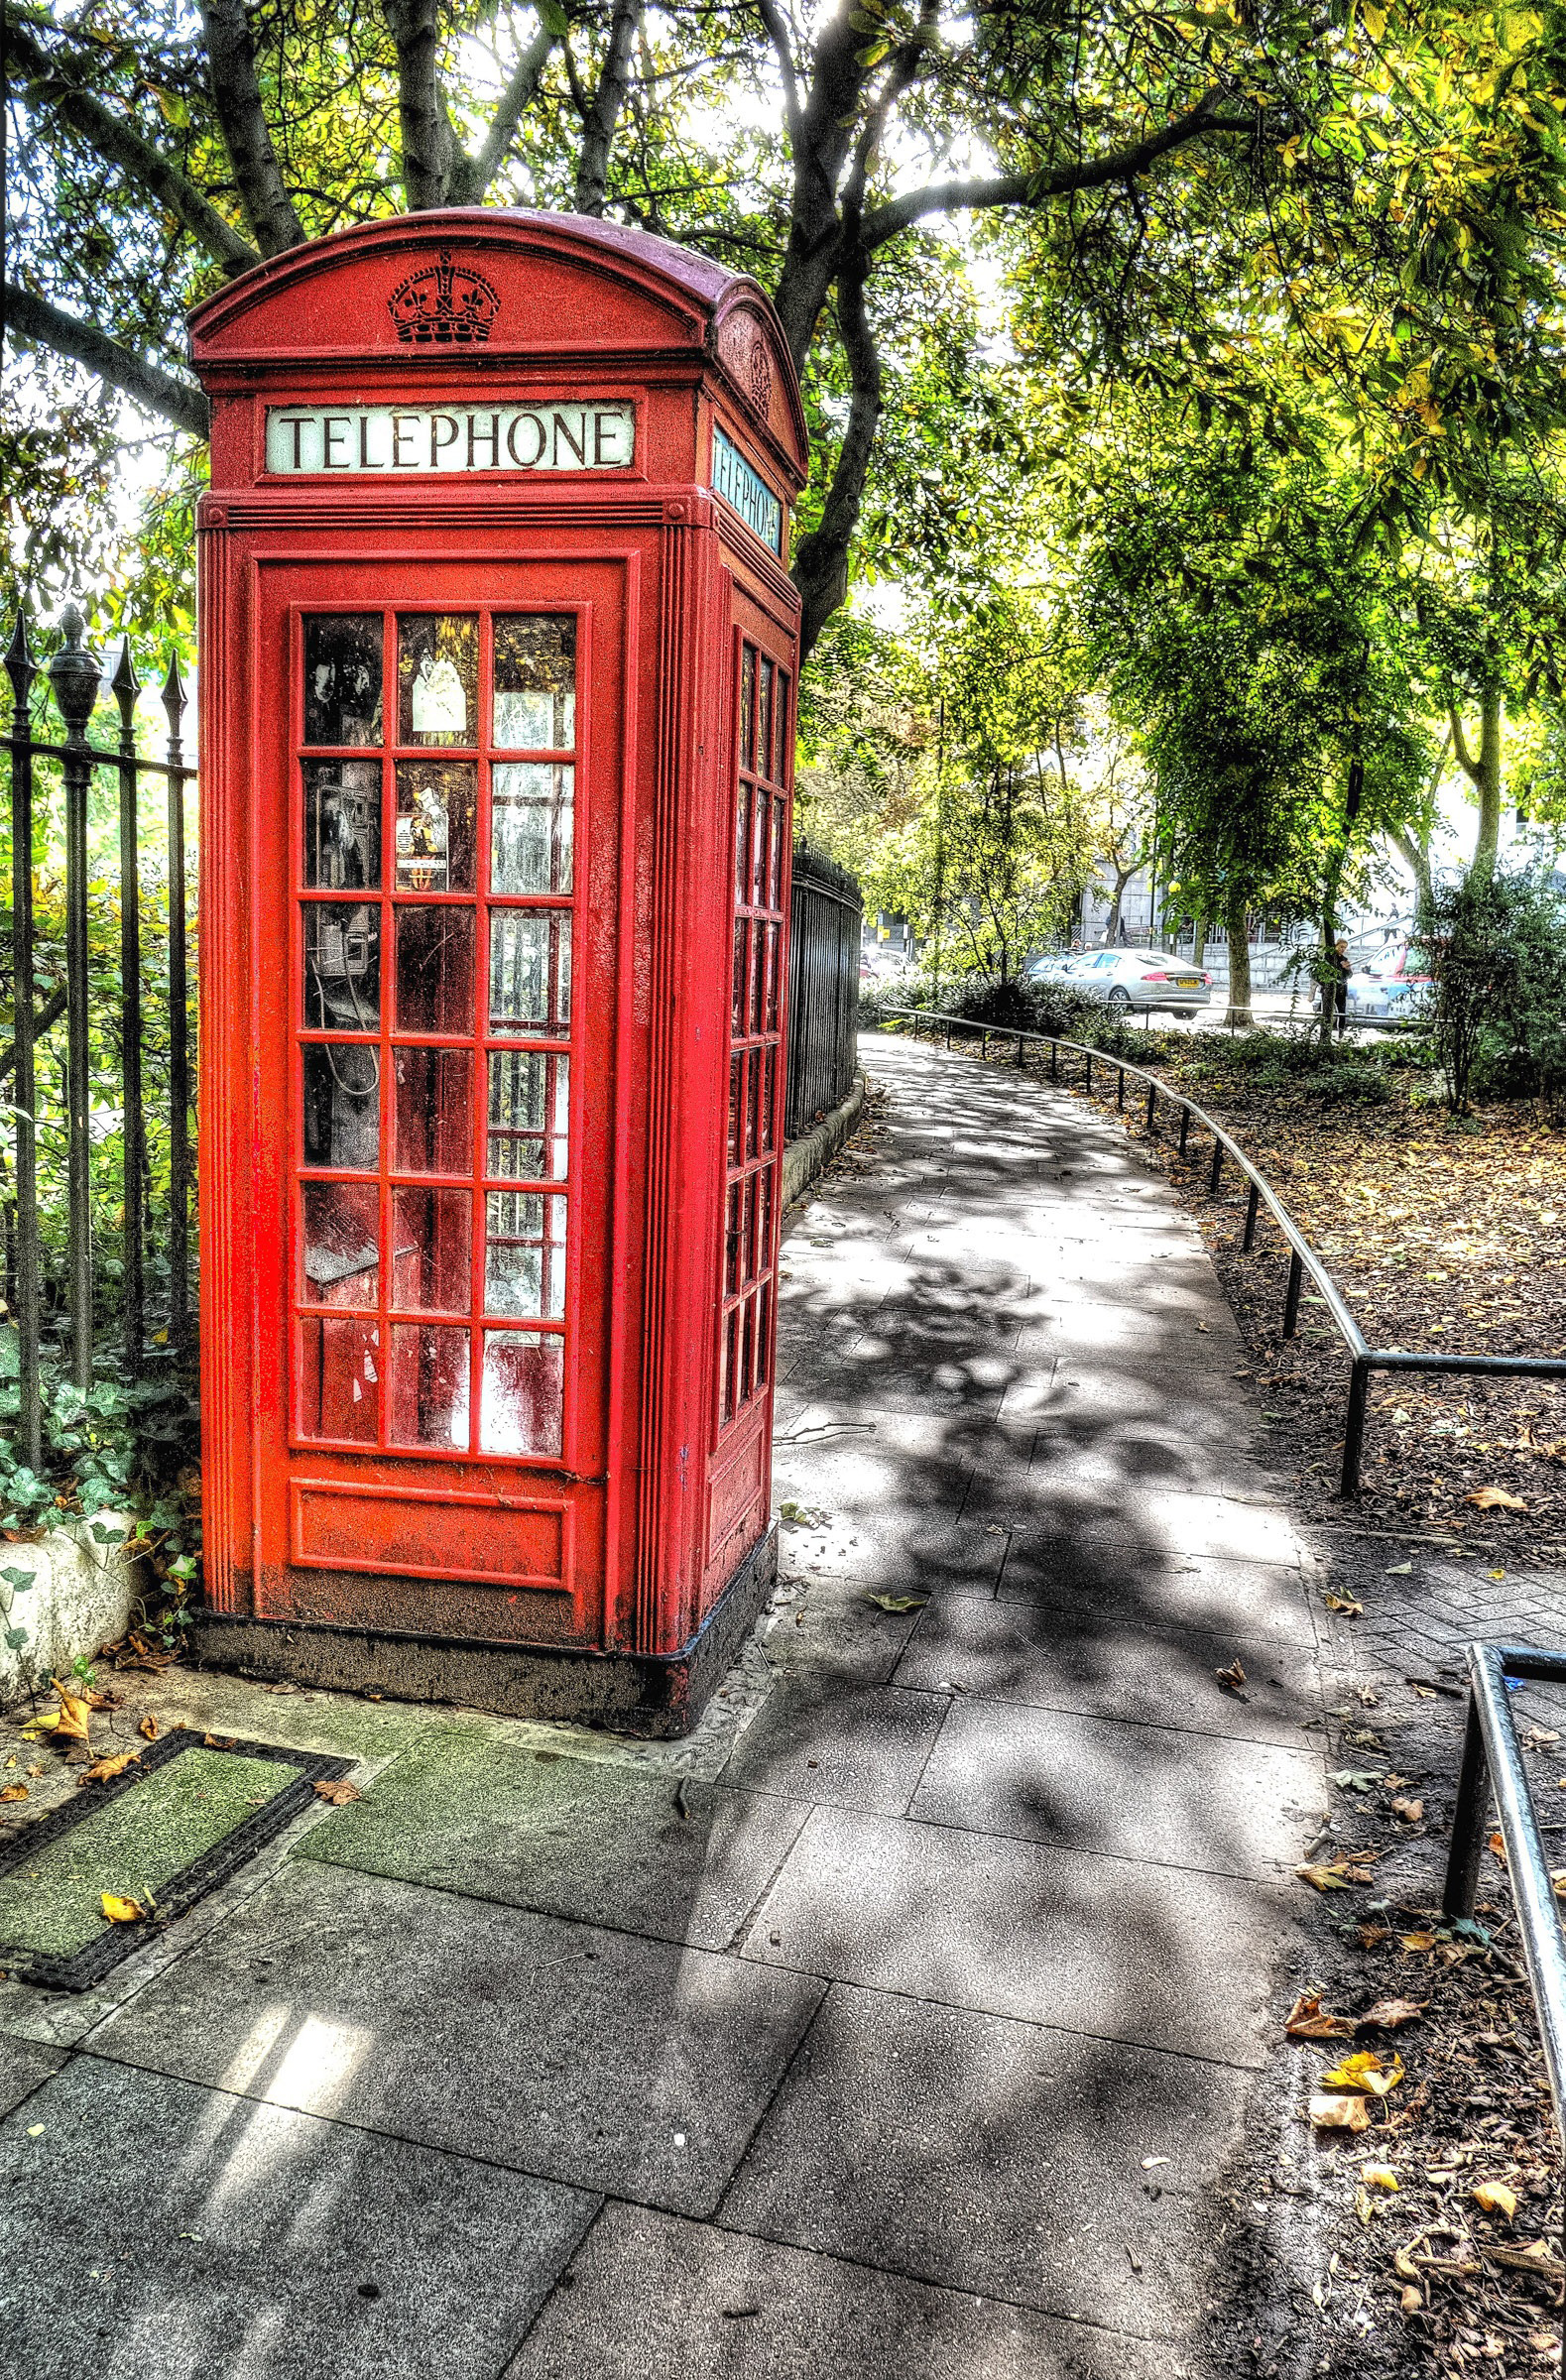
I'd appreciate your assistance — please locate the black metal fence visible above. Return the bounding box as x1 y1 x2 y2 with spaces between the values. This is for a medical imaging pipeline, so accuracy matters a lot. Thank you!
3 605 194 1463
786 838 862 1139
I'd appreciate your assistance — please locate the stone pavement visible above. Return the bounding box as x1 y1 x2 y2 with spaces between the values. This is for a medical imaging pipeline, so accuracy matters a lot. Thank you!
0 1032 1331 2378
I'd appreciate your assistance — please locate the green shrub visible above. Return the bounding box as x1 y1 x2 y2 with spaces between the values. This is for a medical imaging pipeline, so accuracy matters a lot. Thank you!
1422 865 1566 1112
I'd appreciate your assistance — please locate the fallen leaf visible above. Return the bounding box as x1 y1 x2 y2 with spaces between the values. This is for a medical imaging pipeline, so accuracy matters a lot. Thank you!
1355 2187 1375 2226
1391 1798 1424 1824
1465 1487 1527 1512
1216 1659 1246 1691
1523 1726 1561 1751
1400 2284 1423 2315
312 1779 361 1806
139 1715 160 1741
863 1595 927 1613
45 1682 90 1743
1321 2050 1403 2097
1489 1830 1508 1867
1400 1930 1437 1952
1361 2164 1399 2192
1473 2181 1517 2221
1284 1993 1358 2040
1385 1561 1413 1576
100 1893 144 1923
1297 1862 1356 1892
1324 1595 1364 1615
1330 1769 1385 1792
1358 1998 1427 2031
1310 2091 1371 2132
83 1750 141 1783
0 1785 27 1803
202 1734 238 1750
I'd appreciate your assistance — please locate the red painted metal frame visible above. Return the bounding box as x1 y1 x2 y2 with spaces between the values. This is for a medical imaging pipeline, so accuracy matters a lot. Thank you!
189 214 805 1688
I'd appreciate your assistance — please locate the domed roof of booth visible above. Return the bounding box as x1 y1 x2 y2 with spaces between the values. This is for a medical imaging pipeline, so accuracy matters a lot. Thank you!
186 207 807 479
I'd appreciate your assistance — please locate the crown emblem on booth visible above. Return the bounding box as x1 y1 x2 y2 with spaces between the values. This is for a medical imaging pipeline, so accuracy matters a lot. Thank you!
388 250 501 344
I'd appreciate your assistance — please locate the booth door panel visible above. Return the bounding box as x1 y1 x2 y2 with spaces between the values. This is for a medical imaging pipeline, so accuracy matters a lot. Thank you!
254 565 621 1634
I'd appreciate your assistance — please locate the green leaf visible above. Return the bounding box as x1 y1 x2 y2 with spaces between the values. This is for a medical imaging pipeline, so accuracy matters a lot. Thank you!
0 1567 35 1591
4 1626 28 1651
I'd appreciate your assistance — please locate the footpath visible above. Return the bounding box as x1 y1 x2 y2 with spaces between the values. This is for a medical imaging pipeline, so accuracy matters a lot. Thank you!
0 1031 1331 2378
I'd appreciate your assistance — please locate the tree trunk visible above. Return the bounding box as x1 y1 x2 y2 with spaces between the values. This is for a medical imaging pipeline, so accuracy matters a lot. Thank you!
1389 826 1433 911
1222 889 1253 1029
1317 756 1364 1047
1451 684 1505 873
1191 915 1206 968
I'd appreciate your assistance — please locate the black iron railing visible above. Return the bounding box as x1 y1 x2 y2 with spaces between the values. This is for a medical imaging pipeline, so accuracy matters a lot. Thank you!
786 839 862 1140
4 606 195 1460
888 1007 1566 1496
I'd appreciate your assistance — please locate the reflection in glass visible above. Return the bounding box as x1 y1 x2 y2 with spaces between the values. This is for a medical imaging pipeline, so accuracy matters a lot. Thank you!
489 911 571 1036
300 1316 380 1442
398 615 478 746
302 1180 379 1305
395 762 476 892
304 615 383 747
303 903 380 1030
395 906 475 1035
731 917 747 1035
734 781 750 906
302 1043 379 1170
304 760 381 889
491 763 573 893
392 1186 472 1313
759 657 775 784
390 1324 470 1450
487 1050 569 1179
770 793 786 908
393 1046 472 1175
480 1331 564 1456
493 615 576 750
740 645 756 771
485 1191 565 1318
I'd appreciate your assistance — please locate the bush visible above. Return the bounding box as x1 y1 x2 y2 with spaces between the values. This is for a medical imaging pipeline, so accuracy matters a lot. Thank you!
1422 866 1566 1113
1294 1059 1391 1107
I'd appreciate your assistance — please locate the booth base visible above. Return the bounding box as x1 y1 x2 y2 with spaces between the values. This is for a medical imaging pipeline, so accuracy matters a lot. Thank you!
190 1527 778 1740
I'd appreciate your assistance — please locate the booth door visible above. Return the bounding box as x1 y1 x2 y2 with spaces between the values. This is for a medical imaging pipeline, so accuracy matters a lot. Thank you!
250 560 623 1638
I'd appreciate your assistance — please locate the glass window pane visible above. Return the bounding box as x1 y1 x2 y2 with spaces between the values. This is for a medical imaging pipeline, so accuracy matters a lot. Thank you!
763 922 780 1032
759 658 775 785
304 615 382 747
491 763 573 893
493 616 576 750
389 1324 470 1451
302 1043 380 1170
392 1185 472 1313
776 672 790 788
302 1181 379 1306
484 1191 566 1319
481 1331 563 1456
489 910 571 1036
303 903 380 1031
755 1168 773 1281
486 1050 569 1180
740 646 756 772
760 1047 777 1153
732 917 747 1035
770 795 786 909
725 1178 743 1298
728 1051 743 1166
303 760 381 889
393 1045 473 1176
300 1316 380 1442
395 906 475 1035
752 782 769 906
395 761 476 892
398 615 478 747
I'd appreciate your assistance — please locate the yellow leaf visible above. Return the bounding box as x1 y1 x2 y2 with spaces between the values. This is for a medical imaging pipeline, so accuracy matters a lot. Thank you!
0 1785 27 1803
1474 2180 1517 2220
1296 1862 1355 1891
1466 1486 1527 1511
139 1715 160 1741
84 1750 141 1783
1490 1829 1507 1866
864 1595 928 1612
1362 1 1387 35
100 1893 144 1924
312 1779 362 1806
1321 2050 1403 2096
1310 2090 1371 2131
1284 1992 1357 2039
1324 1594 1364 1614
1361 2164 1399 2192
47 1681 91 1744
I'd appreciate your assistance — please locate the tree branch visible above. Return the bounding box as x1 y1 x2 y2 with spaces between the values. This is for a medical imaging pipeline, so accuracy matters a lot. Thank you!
753 0 804 148
448 19 556 205
199 0 303 253
861 94 1257 250
7 21 258 275
841 0 938 219
1447 697 1481 786
790 246 882 660
383 0 461 208
574 0 642 216
4 285 211 439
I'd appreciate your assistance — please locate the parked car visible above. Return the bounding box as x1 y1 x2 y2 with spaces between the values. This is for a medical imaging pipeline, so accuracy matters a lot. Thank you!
1345 942 1432 1022
1037 947 1212 1014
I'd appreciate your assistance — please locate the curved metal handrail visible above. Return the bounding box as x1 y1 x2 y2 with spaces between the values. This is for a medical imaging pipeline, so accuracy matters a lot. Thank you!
884 1005 1566 1496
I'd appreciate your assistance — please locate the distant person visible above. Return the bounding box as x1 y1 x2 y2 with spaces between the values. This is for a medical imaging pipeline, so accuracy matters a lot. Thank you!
1322 936 1351 1036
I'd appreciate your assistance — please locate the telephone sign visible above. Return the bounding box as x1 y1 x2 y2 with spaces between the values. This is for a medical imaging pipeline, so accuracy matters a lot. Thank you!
188 212 806 1731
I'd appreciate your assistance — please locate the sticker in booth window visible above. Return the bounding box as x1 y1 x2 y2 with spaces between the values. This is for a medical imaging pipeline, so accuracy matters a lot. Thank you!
411 650 467 736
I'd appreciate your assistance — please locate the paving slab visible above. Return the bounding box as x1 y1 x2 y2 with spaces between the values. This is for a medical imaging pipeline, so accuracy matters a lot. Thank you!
763 1576 929 1684
720 1983 1249 2339
0 2056 595 2380
505 2203 1178 2380
894 1596 1321 1745
87 1859 824 2216
0 2030 64 2116
739 1804 1298 2063
719 1681 946 1815
909 1697 1322 1880
997 1537 1319 1643
296 1735 809 1950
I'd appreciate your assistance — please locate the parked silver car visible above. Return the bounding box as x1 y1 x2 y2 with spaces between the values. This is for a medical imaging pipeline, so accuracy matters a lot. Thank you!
1030 948 1212 1014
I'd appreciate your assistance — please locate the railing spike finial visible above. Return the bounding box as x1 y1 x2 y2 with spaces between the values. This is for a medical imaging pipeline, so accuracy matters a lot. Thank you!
4 610 38 707
161 650 187 738
111 633 141 716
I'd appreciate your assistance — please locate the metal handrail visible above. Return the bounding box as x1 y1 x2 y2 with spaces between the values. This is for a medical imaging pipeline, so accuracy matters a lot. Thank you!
1445 1642 1566 2276
886 1006 1566 1496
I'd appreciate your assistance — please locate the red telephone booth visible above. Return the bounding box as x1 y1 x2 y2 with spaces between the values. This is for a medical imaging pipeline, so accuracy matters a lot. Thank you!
187 213 807 1732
